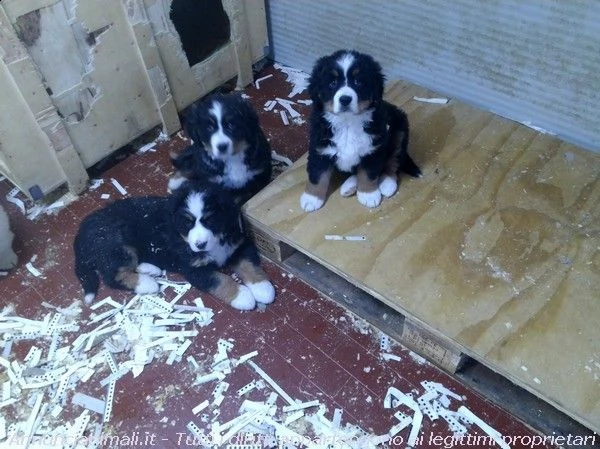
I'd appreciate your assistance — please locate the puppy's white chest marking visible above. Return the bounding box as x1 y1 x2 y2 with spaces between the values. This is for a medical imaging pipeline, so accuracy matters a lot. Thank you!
217 152 259 188
322 110 375 172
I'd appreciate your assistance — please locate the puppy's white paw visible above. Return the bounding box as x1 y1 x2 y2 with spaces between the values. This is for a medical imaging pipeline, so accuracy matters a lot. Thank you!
247 280 275 304
339 175 357 197
230 285 256 311
84 293 96 305
300 192 324 212
378 176 398 198
136 263 162 277
357 190 382 208
167 176 187 192
135 274 160 294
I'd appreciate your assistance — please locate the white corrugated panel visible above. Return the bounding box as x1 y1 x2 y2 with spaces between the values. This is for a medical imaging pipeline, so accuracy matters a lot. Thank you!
267 0 600 152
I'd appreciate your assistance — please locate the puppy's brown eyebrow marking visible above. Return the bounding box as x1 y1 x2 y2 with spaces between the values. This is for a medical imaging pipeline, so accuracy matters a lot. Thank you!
352 68 360 76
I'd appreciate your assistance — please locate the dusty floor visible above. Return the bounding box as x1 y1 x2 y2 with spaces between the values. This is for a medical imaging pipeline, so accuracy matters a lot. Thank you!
0 65 559 448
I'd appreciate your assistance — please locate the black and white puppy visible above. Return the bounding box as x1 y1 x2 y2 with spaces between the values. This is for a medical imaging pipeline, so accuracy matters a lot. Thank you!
169 93 272 205
74 182 275 311
300 50 421 212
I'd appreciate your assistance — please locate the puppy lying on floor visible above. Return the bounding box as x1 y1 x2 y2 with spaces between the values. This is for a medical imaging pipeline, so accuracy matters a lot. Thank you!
301 50 422 212
169 93 272 205
74 182 274 311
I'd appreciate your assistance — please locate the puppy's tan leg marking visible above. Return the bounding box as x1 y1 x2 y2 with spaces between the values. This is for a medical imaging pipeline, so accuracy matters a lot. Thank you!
116 268 159 294
306 168 333 200
357 168 379 193
210 272 256 311
234 259 268 284
233 259 275 304
115 268 140 290
357 167 383 208
300 168 333 212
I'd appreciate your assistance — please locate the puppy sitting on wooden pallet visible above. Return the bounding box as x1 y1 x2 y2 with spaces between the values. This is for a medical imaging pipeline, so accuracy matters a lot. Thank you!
74 182 275 311
301 50 421 212
169 93 272 205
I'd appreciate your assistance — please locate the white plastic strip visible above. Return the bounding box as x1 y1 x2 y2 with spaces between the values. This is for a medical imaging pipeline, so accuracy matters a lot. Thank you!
458 406 510 449
103 380 116 422
192 400 209 415
282 399 320 413
276 98 301 118
72 393 106 415
413 96 449 104
279 110 289 126
254 74 273 89
247 361 295 406
110 178 127 196
324 234 366 241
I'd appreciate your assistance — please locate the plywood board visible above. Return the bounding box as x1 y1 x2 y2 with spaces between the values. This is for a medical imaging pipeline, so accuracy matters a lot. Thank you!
244 81 600 432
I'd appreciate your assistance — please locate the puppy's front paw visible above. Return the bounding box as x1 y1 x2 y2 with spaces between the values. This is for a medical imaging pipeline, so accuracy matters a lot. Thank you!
378 176 398 198
300 192 324 212
135 274 160 294
230 285 257 311
136 263 162 277
247 280 275 304
357 190 382 208
339 175 358 197
84 293 96 305
167 175 187 192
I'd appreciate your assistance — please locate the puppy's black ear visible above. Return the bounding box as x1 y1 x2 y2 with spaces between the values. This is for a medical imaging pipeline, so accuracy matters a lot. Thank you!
368 55 385 103
308 55 330 103
183 102 203 143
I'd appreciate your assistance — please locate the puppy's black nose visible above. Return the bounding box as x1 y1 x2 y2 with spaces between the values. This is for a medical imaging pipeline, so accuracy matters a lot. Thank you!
217 143 229 153
339 95 352 107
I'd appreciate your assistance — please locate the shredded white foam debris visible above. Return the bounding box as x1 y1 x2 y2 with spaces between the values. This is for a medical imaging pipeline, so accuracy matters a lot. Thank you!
273 63 310 98
5 188 26 214
0 281 209 446
520 121 556 135
137 141 157 154
296 99 312 105
100 194 110 200
89 179 104 190
275 98 301 118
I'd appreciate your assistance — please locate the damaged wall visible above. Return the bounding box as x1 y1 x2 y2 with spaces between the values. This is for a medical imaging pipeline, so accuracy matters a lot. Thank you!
0 0 268 198
268 0 600 153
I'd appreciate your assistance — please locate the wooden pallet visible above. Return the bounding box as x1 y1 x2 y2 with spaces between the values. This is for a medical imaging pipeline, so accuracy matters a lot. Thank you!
243 80 600 433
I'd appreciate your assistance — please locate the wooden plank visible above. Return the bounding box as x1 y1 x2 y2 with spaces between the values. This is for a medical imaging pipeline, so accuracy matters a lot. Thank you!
245 218 295 263
401 319 467 374
244 81 600 433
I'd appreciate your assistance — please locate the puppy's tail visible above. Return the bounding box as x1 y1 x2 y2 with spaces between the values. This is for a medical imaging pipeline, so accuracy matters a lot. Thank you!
75 257 99 304
400 153 422 178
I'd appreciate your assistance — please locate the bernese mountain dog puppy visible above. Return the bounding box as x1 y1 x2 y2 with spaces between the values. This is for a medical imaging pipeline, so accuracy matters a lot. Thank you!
169 93 272 205
74 182 275 311
300 50 421 212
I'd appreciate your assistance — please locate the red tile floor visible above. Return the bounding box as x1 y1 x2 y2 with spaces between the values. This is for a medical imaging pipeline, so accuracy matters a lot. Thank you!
0 65 569 448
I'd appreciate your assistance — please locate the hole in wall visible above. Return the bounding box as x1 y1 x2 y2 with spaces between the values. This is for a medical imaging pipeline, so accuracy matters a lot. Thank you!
169 0 230 67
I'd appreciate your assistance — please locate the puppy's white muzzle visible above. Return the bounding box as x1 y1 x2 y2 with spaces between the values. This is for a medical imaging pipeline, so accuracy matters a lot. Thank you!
333 86 359 113
210 132 234 157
